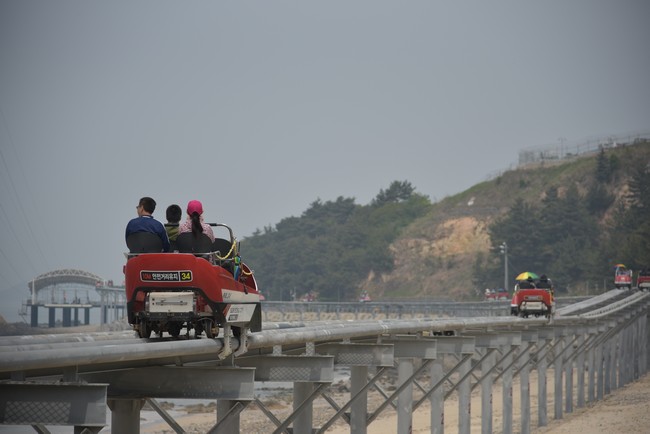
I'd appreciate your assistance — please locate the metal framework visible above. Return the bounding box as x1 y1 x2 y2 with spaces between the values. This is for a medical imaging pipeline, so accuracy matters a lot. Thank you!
29 269 104 292
0 290 648 434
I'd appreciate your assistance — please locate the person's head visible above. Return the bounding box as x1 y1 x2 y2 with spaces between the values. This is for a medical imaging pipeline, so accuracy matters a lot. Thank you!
137 197 156 216
187 200 205 237
166 204 182 224
187 200 203 216
540 274 548 281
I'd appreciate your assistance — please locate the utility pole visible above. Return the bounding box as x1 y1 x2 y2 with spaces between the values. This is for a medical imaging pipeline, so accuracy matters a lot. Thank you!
500 242 508 291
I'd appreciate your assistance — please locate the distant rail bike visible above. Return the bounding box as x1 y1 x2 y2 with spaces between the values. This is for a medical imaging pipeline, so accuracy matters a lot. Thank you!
510 272 554 319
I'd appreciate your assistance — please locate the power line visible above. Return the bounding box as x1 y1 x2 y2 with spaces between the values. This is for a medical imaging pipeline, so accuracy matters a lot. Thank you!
0 192 39 277
0 107 51 277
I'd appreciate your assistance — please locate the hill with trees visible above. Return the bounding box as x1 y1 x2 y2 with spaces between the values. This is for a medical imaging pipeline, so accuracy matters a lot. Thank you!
242 140 650 301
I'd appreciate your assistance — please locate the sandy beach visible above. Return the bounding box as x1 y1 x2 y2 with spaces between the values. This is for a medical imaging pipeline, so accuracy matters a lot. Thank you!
140 368 650 434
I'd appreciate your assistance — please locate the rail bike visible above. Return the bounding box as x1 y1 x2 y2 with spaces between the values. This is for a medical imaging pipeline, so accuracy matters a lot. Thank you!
123 224 262 350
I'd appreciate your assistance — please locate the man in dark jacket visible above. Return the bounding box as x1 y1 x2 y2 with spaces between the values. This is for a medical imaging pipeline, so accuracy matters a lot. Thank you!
125 196 170 252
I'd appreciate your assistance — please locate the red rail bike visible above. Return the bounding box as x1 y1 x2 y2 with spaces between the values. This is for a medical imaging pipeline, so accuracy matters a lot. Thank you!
124 224 262 340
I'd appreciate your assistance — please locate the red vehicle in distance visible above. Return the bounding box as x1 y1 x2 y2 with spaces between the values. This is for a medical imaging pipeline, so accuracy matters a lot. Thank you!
484 288 508 301
637 268 650 291
510 273 554 319
614 264 633 289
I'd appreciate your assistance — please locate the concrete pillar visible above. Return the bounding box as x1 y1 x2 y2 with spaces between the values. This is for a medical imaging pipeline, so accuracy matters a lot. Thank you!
520 345 532 434
502 347 514 433
604 337 612 395
612 325 620 384
350 366 368 434
481 349 495 434
62 307 71 327
217 399 240 434
587 336 596 402
108 398 145 434
633 317 641 380
537 339 549 427
430 358 444 434
565 338 573 414
293 382 313 434
621 323 630 385
48 308 56 328
616 325 623 387
397 358 414 434
638 314 649 375
554 334 564 420
596 337 604 400
30 304 38 327
576 333 586 408
459 354 471 434
631 317 639 380
626 322 639 383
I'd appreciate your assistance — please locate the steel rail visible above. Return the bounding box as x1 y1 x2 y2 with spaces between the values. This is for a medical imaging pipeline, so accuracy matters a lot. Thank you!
0 331 136 347
0 316 545 377
0 320 338 353
0 337 224 374
578 290 649 318
246 317 547 349
0 291 645 380
0 337 145 353
555 289 627 316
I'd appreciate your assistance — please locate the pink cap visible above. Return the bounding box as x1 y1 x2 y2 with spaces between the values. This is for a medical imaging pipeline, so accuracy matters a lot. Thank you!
187 200 203 215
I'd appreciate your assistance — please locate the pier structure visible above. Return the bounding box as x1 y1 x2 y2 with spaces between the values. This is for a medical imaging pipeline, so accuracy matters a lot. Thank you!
24 269 125 328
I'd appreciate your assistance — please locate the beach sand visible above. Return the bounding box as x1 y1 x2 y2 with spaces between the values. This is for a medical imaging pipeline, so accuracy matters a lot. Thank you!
140 369 650 434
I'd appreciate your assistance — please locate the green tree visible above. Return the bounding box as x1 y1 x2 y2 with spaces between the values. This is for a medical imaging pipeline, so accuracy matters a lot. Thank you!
489 198 544 275
489 185 602 291
595 148 611 183
243 181 430 301
586 183 614 215
610 161 650 269
372 180 416 205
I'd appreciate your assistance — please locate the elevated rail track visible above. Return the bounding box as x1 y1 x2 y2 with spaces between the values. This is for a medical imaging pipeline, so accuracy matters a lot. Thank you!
0 289 648 434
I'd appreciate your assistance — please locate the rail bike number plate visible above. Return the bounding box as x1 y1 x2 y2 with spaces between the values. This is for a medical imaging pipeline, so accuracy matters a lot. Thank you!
141 270 193 282
149 292 195 313
522 301 545 311
224 304 256 324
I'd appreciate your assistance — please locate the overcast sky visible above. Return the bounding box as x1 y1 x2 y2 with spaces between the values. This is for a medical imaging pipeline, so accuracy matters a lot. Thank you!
1 1 649 321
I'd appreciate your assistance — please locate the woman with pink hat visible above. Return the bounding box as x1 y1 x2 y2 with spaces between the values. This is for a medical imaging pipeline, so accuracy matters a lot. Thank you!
178 200 215 242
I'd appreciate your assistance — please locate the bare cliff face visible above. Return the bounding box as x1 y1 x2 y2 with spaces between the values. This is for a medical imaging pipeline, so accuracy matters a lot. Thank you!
361 215 493 300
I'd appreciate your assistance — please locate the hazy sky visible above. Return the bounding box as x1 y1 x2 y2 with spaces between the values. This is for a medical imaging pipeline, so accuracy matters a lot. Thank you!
1 1 649 321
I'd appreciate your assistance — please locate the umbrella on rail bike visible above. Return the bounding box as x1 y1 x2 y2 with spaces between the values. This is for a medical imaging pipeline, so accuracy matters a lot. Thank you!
515 271 539 281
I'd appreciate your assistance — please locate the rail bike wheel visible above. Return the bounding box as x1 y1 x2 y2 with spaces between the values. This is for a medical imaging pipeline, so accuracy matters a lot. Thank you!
202 318 218 339
137 320 151 338
168 322 182 338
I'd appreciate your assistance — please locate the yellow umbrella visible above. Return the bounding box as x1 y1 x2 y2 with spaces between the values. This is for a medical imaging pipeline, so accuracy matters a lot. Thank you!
515 271 539 281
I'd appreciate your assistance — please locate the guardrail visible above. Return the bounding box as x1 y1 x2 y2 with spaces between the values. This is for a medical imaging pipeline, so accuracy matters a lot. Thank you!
0 291 647 434
260 296 589 322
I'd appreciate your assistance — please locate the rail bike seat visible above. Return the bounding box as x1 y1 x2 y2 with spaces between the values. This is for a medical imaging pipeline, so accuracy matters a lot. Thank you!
126 232 164 254
176 232 213 258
